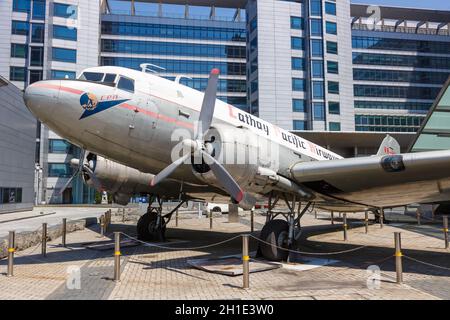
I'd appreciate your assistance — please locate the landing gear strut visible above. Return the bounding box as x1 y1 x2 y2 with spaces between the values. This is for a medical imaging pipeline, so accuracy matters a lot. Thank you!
137 196 185 241
258 193 312 261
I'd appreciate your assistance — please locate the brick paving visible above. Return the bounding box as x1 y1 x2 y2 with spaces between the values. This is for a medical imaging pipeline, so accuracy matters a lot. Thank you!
0 209 448 300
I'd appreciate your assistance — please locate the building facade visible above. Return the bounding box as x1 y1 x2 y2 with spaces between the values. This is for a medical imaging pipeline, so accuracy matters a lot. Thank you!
0 0 449 204
0 76 36 213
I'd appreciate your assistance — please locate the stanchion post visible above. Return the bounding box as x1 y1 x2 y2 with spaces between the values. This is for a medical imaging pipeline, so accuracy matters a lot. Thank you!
380 208 384 229
242 234 250 289
175 209 179 227
395 232 403 284
114 232 121 282
122 208 125 223
314 210 317 219
250 209 254 233
365 211 369 234
443 216 449 250
331 211 334 225
62 218 67 247
209 211 213 229
416 209 421 226
343 213 348 241
42 223 47 257
100 215 105 237
7 231 15 277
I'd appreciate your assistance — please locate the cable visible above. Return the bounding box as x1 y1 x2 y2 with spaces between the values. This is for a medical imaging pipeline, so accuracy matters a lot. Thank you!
403 255 450 272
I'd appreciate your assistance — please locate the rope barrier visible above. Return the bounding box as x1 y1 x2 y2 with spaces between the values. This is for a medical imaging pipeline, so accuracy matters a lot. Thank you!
403 255 450 272
120 232 242 251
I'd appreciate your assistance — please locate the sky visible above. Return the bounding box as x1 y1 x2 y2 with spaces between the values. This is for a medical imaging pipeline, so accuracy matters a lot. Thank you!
351 0 450 11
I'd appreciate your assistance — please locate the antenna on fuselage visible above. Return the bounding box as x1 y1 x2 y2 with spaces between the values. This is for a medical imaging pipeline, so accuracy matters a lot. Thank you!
174 75 193 84
140 63 166 74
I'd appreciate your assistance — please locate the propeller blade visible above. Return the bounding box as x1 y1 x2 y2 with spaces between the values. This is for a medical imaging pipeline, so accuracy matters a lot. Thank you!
58 148 86 195
196 68 220 140
83 165 103 191
150 153 191 187
201 151 244 203
58 173 77 196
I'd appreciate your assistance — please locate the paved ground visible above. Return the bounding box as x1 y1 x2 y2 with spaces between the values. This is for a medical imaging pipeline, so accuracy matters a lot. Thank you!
0 208 449 300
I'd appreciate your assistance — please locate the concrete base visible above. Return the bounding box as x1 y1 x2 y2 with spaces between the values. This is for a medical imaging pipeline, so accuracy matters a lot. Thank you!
228 204 240 223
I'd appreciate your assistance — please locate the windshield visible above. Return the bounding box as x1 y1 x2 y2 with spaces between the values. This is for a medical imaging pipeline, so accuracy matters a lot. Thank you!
79 72 104 82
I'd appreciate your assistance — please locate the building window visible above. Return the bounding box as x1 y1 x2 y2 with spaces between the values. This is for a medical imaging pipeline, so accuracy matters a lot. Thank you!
326 41 338 54
51 70 76 79
313 81 324 99
32 0 46 20
49 139 73 153
30 46 44 66
310 19 322 36
48 163 73 178
29 70 43 84
326 21 337 35
293 120 307 130
31 23 45 43
328 101 340 115
327 61 339 74
292 99 305 112
290 17 304 30
325 2 337 15
13 0 30 13
10 67 26 81
250 79 258 93
328 81 339 94
312 60 324 78
12 20 29 35
292 57 305 71
292 78 306 91
0 188 22 204
117 76 135 93
53 25 77 41
311 39 323 57
329 122 341 131
313 102 325 120
11 43 28 58
52 47 77 63
310 0 322 16
249 17 257 33
291 37 304 50
54 3 78 19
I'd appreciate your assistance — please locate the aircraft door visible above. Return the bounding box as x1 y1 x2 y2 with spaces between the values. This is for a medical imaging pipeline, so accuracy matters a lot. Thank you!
129 96 157 145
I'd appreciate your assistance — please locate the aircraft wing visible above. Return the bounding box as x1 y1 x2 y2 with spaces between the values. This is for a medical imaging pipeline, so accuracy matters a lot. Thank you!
290 150 450 208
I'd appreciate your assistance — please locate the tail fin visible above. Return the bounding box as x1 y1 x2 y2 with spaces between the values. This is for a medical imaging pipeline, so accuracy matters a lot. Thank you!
377 134 400 156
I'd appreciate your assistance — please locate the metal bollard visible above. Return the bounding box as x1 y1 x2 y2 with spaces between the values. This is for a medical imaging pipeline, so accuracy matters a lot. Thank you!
443 216 449 250
122 208 125 223
242 234 250 289
62 218 67 247
250 209 254 233
114 232 121 282
7 231 15 277
343 213 348 241
394 232 403 284
314 210 317 219
100 215 105 237
380 208 384 229
417 210 421 226
175 209 179 227
365 211 369 234
42 223 47 257
331 211 334 225
209 211 213 229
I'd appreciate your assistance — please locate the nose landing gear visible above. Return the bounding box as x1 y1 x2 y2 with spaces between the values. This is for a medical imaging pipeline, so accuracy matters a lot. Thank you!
258 193 312 261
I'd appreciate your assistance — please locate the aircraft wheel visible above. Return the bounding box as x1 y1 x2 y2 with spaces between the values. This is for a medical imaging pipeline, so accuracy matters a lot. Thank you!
259 219 290 261
137 212 166 241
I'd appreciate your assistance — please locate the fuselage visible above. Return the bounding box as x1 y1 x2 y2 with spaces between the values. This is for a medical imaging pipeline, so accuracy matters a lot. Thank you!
24 66 341 198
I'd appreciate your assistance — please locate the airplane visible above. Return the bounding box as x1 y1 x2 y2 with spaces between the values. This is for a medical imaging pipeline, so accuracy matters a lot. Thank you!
23 65 450 261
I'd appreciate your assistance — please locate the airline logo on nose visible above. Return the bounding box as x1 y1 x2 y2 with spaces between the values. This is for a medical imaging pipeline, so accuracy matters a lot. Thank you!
79 92 129 120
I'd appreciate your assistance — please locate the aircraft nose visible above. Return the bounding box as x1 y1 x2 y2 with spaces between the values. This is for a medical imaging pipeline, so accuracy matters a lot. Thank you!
24 80 61 121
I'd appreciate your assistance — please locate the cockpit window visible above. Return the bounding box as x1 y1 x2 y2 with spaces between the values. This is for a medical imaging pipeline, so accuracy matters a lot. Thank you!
103 73 117 83
117 76 135 93
79 72 104 82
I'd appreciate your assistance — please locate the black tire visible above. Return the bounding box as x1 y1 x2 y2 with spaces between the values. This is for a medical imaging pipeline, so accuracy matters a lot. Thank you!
137 213 166 241
259 219 290 261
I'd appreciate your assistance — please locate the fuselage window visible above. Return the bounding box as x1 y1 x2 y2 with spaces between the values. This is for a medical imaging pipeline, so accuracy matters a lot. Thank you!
79 72 104 82
117 76 135 93
103 73 117 84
